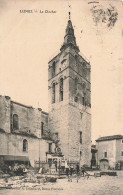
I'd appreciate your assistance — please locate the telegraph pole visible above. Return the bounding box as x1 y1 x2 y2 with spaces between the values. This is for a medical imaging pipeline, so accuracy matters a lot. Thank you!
39 138 40 169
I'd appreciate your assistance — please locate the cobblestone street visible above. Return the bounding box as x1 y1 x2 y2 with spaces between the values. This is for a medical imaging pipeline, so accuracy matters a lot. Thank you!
0 171 123 195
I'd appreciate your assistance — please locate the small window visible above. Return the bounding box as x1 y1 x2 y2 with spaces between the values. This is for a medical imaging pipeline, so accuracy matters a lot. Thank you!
52 83 55 103
23 139 28 152
104 152 107 158
59 78 63 101
74 78 78 93
121 151 123 156
75 55 78 65
80 151 82 159
74 96 78 102
82 83 86 93
82 97 85 105
80 132 82 144
83 62 86 68
52 61 56 77
13 114 19 130
121 139 123 144
49 143 52 153
41 122 44 136
80 112 83 119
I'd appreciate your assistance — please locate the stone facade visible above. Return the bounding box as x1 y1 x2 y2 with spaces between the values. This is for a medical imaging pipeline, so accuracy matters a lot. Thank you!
96 135 123 169
0 131 50 167
0 95 49 138
0 95 55 167
0 96 11 133
48 19 91 166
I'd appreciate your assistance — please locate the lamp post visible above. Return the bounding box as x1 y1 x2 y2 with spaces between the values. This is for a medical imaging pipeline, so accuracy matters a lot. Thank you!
39 138 40 169
59 159 60 178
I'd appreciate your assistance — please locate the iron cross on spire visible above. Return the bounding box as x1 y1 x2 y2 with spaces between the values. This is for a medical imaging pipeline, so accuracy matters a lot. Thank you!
68 4 71 20
69 11 71 20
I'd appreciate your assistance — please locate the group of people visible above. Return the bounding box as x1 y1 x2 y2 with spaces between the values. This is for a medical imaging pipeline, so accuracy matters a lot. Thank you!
65 165 87 181
8 164 28 175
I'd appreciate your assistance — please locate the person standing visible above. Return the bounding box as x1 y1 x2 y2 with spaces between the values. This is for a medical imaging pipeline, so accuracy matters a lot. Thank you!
66 166 69 177
76 164 79 183
76 164 79 175
70 166 73 182
81 167 85 176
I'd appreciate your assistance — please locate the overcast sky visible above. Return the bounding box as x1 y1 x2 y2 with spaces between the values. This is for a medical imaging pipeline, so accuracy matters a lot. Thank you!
0 0 123 142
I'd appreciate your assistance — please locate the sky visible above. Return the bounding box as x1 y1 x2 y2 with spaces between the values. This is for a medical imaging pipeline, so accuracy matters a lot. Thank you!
0 0 123 143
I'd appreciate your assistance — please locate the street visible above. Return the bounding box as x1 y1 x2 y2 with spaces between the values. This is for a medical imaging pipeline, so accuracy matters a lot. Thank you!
0 170 123 195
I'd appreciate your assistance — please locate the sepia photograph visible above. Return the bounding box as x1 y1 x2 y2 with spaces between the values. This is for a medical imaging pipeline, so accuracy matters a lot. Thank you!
0 0 123 194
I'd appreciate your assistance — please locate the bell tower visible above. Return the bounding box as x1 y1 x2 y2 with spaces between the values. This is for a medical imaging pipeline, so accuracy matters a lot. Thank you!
48 13 91 166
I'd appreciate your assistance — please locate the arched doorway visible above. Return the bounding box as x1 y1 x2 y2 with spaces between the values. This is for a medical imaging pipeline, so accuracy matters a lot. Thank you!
100 159 109 170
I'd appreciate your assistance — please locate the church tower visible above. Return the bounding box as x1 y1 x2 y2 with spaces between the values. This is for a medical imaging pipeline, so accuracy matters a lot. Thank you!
48 13 91 166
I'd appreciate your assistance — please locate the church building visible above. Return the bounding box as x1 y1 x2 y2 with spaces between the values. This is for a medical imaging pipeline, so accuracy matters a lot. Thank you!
48 13 91 166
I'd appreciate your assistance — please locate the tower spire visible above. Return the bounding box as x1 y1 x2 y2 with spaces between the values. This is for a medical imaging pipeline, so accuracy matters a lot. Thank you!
60 13 80 52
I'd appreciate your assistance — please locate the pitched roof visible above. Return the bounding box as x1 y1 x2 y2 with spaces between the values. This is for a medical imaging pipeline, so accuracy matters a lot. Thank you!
96 135 123 142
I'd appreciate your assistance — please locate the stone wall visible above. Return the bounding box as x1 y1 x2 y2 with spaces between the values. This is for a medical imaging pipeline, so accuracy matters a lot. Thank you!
11 101 41 138
0 95 49 138
0 131 55 167
48 47 91 166
68 105 91 166
48 51 70 112
116 139 123 162
0 96 11 133
48 104 69 160
96 140 116 168
41 112 49 138
0 95 52 167
48 102 91 166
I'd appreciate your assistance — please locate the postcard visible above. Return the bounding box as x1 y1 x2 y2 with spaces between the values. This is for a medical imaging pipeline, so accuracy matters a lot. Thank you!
0 0 123 194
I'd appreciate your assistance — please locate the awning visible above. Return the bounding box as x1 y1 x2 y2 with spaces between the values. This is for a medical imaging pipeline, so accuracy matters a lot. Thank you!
100 159 108 162
0 155 29 162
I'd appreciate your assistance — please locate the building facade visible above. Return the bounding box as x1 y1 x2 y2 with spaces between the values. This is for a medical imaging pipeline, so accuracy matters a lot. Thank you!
96 135 123 170
0 95 57 168
48 17 91 166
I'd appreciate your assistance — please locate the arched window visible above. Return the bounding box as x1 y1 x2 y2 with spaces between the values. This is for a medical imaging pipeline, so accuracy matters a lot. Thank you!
41 122 44 136
74 78 78 93
82 96 85 106
83 62 86 67
75 55 78 65
80 131 82 144
82 83 86 94
13 114 19 130
52 62 56 77
52 83 55 103
49 143 52 153
59 78 63 101
23 139 28 152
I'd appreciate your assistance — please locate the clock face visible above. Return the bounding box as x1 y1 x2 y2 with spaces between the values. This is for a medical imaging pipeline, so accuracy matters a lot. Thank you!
63 61 66 68
61 59 67 68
